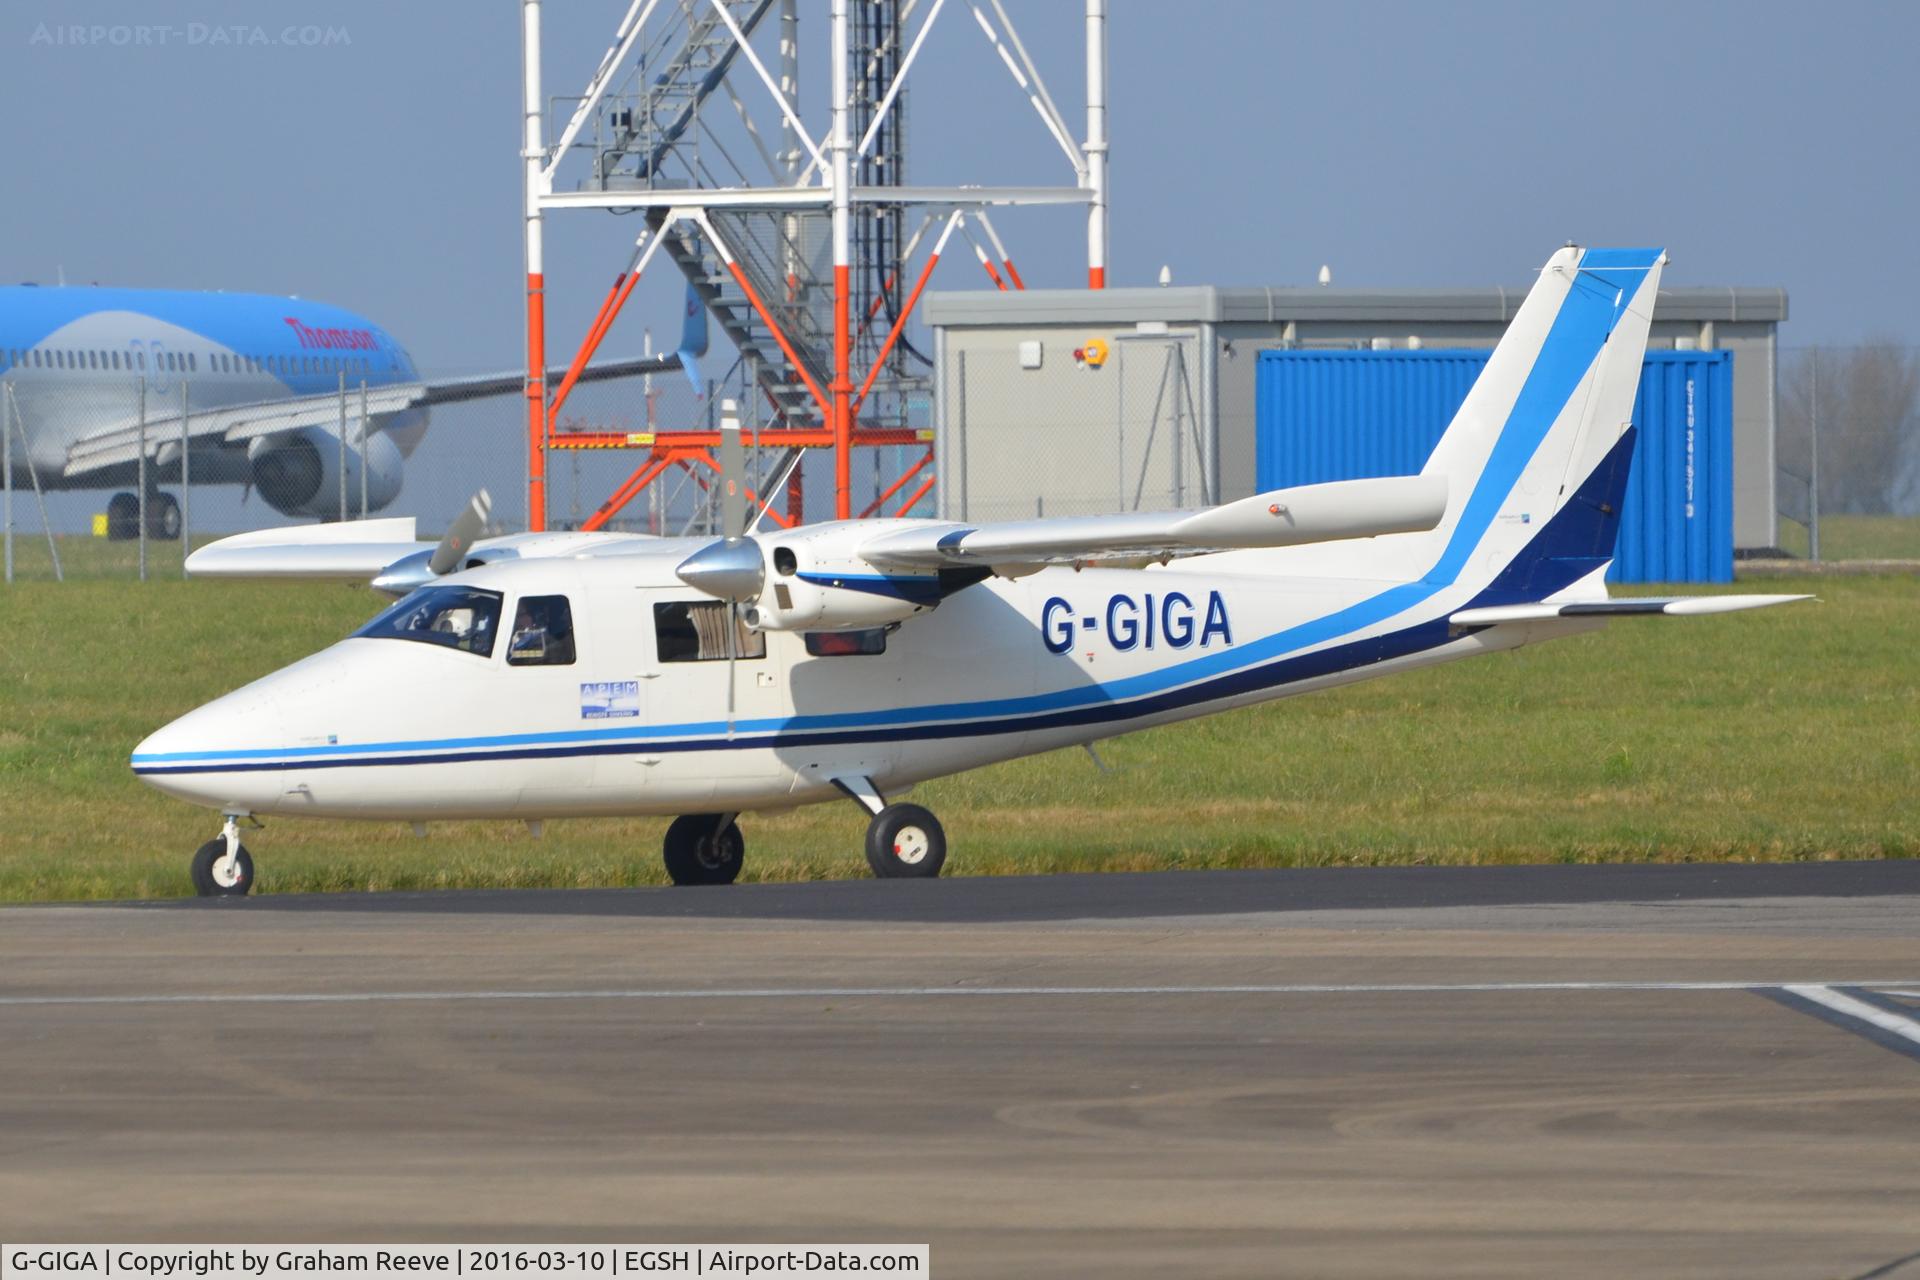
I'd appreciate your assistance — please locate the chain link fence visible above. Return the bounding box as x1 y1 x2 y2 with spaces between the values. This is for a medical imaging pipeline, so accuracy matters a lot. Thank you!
1774 344 1920 562
9 341 1915 583
0 360 937 583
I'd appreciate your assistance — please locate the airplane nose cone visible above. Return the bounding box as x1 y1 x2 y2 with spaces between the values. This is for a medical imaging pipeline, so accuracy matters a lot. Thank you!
131 681 290 811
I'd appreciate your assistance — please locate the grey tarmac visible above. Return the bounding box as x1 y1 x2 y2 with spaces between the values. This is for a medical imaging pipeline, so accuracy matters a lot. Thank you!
4 861 1919 1279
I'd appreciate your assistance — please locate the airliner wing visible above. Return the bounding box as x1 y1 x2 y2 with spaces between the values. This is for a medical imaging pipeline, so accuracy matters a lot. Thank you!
417 354 682 407
62 384 430 478
853 474 1450 571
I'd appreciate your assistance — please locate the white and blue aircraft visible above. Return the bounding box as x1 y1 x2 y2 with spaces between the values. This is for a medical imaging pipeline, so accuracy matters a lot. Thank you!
134 246 1807 895
0 283 697 536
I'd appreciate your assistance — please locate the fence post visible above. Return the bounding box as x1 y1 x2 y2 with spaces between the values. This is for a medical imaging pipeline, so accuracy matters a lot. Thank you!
179 380 191 575
337 370 348 523
137 376 148 582
956 349 968 521
358 380 369 520
10 381 62 582
1808 348 1821 563
3 378 12 585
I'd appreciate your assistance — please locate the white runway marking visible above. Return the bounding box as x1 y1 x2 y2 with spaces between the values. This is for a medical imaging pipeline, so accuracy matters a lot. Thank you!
1782 984 1920 1049
5 978 1920 1009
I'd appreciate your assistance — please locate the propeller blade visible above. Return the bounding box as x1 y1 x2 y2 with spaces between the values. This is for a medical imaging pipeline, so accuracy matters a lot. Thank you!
429 489 492 577
718 399 746 539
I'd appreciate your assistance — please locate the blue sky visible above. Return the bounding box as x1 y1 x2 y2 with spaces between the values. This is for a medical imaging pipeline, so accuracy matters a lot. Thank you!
6 1 1916 358
4 0 1916 531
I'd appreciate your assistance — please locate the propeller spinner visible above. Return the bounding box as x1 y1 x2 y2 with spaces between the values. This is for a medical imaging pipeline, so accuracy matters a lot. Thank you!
673 401 766 602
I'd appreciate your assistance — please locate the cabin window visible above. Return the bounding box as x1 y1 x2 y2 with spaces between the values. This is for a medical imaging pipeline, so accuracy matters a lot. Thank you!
188 353 198 372
353 584 503 658
507 595 576 667
804 628 890 657
653 601 765 663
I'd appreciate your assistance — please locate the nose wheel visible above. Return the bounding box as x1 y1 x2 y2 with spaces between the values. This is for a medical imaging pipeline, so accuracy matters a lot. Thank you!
662 813 744 886
190 817 255 897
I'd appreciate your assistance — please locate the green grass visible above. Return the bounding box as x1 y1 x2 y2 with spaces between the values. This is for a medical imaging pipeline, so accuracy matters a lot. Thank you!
0 572 1913 901
1775 514 1920 561
2 531 208 582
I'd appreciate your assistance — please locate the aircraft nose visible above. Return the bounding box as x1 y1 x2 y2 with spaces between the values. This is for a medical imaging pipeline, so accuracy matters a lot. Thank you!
130 687 288 810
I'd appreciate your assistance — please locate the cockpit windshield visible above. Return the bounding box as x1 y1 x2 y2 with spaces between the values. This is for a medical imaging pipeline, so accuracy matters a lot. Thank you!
353 584 503 657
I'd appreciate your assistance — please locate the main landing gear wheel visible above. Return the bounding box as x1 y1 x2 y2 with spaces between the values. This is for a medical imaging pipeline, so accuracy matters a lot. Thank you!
865 803 947 880
662 814 744 886
106 492 139 540
148 492 182 541
190 837 255 897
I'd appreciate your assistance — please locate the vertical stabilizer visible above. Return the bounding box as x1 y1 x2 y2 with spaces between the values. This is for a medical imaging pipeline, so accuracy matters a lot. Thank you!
1411 246 1665 593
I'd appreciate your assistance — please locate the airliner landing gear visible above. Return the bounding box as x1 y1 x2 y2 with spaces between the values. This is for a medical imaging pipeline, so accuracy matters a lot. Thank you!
149 492 182 541
662 813 743 886
190 816 255 897
106 493 139 540
864 804 947 880
104 491 181 540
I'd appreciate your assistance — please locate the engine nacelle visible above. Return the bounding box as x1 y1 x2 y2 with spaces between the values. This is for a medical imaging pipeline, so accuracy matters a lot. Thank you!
248 424 404 519
743 520 946 633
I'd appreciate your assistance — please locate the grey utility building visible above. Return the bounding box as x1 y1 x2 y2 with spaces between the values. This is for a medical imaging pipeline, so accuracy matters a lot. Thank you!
923 282 1787 550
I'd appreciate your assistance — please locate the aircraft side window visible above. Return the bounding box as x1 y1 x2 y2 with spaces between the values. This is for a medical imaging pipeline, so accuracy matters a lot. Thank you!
507 595 577 667
653 601 766 663
188 353 198 372
353 584 503 658
804 628 891 657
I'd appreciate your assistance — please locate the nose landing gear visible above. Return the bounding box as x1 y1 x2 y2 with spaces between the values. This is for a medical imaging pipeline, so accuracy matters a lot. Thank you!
190 815 256 897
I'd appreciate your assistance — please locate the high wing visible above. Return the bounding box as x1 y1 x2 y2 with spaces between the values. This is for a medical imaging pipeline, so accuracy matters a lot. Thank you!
180 517 434 581
184 493 666 595
852 474 1450 571
1450 595 1813 626
61 354 683 479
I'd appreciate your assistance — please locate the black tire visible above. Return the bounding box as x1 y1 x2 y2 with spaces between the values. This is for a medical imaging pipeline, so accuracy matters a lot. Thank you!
662 814 744 886
106 492 139 540
148 492 182 541
865 803 947 879
190 838 255 897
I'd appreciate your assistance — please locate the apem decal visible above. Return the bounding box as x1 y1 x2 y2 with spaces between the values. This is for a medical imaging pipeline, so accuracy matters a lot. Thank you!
1041 591 1232 655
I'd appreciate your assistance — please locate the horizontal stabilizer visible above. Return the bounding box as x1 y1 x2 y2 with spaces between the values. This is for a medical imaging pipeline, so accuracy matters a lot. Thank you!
857 474 1449 571
186 518 431 581
1450 595 1812 626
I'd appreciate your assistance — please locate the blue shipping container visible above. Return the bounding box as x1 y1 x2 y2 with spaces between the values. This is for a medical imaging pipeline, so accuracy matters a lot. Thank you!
1254 349 1734 583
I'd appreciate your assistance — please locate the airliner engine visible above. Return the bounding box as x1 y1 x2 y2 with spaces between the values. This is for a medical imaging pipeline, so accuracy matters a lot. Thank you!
248 423 405 518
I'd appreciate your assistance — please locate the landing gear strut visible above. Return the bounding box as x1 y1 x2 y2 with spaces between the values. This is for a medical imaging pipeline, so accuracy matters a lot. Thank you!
662 813 744 886
190 815 255 897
